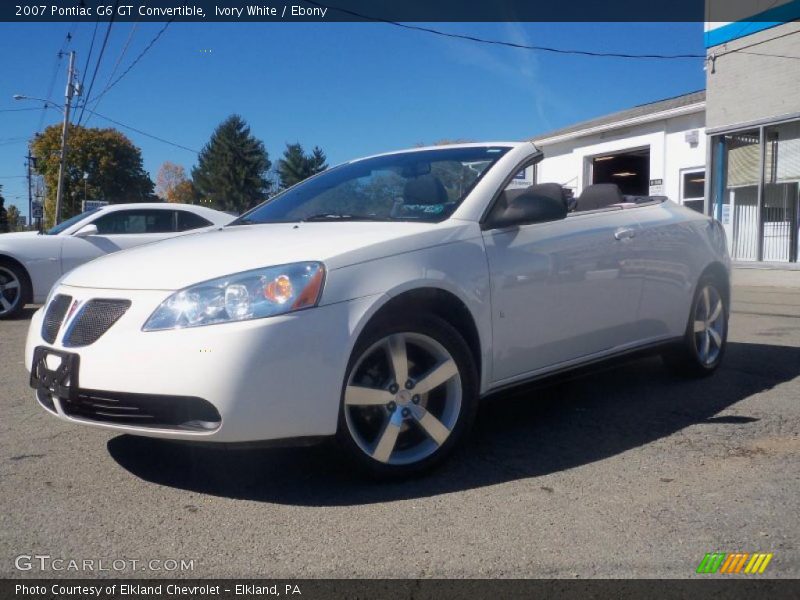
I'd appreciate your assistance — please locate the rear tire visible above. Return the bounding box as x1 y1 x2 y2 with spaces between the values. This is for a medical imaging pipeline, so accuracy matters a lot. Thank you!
336 314 478 479
662 276 728 377
0 259 31 320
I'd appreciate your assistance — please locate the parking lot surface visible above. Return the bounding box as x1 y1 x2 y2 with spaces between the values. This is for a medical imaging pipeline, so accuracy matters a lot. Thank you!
1 271 798 578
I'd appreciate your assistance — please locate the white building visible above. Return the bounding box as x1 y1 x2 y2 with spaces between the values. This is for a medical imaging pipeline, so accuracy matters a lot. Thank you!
531 90 707 214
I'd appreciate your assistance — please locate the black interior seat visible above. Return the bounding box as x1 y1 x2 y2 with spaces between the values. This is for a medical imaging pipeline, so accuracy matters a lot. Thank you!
403 174 448 205
576 183 624 211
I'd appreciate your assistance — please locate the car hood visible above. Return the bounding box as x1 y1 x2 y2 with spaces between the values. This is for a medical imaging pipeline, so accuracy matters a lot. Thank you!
62 220 477 291
0 231 43 244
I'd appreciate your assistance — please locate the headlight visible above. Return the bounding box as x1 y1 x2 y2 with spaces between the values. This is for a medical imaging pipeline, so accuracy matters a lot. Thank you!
142 262 325 331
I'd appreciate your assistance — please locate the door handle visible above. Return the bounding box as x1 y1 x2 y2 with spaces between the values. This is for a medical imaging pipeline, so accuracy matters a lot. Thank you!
614 227 636 241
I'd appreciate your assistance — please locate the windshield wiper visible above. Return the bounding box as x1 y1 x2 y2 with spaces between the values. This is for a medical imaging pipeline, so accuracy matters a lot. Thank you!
229 217 256 226
300 213 382 222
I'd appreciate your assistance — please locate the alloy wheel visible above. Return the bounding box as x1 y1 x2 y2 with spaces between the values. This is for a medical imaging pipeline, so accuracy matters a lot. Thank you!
693 284 725 366
0 266 21 316
344 332 462 465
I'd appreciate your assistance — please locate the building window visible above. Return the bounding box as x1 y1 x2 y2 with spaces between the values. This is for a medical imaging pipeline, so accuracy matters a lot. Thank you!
681 168 705 213
710 120 800 263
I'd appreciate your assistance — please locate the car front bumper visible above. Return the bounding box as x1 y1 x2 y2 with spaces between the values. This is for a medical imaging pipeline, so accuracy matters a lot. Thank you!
25 284 380 442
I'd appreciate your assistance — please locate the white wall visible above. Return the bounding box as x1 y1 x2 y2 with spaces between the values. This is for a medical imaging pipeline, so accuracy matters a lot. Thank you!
535 111 707 204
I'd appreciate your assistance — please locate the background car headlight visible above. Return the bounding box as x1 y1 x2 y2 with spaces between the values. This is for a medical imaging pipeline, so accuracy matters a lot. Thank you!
143 262 325 331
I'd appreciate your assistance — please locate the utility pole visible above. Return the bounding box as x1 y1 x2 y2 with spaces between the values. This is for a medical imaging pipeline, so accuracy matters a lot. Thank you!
54 50 78 225
25 153 33 229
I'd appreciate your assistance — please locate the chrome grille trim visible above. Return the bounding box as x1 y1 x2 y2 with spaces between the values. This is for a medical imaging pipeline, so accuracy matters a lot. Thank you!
41 294 72 344
63 299 131 347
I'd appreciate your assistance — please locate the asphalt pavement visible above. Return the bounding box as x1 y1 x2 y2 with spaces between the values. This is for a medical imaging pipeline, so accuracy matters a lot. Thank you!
1 269 798 578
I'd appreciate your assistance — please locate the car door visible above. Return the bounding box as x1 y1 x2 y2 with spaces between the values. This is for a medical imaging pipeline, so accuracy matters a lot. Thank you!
60 209 177 275
482 190 644 385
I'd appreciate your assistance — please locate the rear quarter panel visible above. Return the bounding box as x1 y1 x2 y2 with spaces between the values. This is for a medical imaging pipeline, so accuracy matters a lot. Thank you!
631 201 729 338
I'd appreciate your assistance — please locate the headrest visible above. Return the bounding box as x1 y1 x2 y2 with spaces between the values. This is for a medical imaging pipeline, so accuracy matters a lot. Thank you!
577 183 624 211
403 175 448 206
502 183 567 208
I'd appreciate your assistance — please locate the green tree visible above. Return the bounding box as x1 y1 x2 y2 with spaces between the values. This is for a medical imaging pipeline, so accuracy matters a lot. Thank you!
192 115 271 213
6 204 21 232
31 125 154 228
0 186 7 233
310 146 328 173
277 143 328 189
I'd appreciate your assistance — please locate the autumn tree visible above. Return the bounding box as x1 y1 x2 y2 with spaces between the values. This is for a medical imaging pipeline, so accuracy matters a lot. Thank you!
156 161 197 204
6 205 21 232
277 143 328 189
192 115 271 213
0 186 7 233
31 125 154 227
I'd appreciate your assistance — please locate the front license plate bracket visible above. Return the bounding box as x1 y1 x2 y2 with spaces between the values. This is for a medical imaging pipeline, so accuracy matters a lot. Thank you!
30 346 80 401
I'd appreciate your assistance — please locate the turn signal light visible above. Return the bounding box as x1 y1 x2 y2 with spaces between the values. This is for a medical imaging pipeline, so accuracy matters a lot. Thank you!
264 275 293 304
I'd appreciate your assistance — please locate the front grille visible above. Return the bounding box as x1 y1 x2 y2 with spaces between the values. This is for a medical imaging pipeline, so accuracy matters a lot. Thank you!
60 389 221 431
41 294 72 343
63 299 131 347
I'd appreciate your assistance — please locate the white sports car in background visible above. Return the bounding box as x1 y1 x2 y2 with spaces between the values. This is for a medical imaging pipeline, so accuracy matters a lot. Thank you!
25 142 730 477
0 203 233 318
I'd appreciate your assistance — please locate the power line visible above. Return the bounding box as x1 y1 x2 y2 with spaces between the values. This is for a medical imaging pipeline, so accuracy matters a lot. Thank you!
74 17 101 125
304 1 705 60
42 103 197 153
86 19 174 107
36 25 76 132
0 138 29 148
714 23 800 59
76 4 119 125
87 109 198 153
737 50 800 60
84 21 139 125
0 108 41 113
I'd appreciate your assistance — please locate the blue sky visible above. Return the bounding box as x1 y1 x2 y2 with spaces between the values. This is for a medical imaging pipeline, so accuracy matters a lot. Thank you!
0 21 705 218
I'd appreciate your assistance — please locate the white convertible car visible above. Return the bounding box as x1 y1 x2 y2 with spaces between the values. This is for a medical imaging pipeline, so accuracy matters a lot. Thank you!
25 142 730 477
0 203 233 318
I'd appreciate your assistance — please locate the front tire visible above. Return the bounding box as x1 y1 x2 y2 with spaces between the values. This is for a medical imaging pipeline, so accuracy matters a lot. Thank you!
662 276 728 377
336 314 478 478
0 259 30 320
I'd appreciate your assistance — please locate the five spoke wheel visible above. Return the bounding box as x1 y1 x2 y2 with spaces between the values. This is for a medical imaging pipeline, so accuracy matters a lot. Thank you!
0 265 23 318
693 284 725 366
662 276 728 377
344 331 463 466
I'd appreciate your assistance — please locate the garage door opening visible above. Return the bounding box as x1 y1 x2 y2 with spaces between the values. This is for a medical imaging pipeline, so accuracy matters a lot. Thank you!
591 148 650 195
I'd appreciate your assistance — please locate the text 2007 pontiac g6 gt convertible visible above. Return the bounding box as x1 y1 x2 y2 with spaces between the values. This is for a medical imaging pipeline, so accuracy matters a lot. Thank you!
26 142 730 476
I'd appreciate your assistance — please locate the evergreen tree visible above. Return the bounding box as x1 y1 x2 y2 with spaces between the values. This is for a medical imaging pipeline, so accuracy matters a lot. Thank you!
192 115 271 213
277 143 309 189
277 143 328 189
310 146 328 174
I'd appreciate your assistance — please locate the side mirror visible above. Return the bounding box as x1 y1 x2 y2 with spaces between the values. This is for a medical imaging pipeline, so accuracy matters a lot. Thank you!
74 224 98 238
487 186 568 229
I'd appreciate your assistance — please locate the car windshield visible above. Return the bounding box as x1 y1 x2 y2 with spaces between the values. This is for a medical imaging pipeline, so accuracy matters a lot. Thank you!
46 208 101 235
231 146 511 225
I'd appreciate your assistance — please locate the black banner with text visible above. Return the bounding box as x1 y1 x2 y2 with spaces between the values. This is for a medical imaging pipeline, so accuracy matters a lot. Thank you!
5 579 800 600
4 0 800 23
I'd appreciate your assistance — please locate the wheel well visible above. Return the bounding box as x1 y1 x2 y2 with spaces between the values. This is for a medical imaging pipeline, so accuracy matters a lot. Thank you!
365 288 482 380
0 254 33 303
700 262 730 306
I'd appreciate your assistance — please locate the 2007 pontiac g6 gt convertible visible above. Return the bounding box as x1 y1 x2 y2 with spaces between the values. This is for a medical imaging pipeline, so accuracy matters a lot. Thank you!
26 142 730 477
